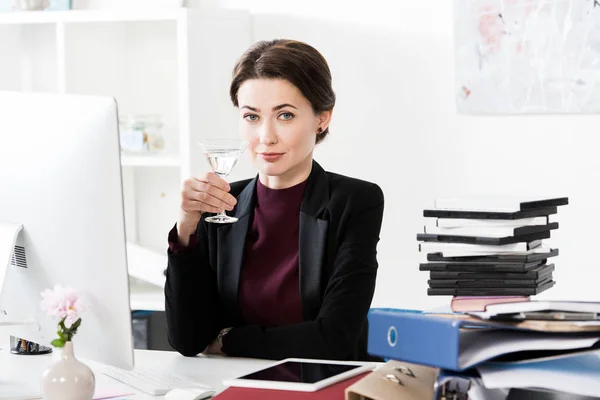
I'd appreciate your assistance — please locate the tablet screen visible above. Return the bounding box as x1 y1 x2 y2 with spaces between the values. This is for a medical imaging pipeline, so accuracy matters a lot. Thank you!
237 361 362 384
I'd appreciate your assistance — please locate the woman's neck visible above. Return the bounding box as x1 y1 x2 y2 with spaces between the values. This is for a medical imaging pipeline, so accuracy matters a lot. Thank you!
259 154 313 189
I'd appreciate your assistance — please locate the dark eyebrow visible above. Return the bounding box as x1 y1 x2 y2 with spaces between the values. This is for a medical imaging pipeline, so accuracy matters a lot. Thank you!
272 103 298 111
240 104 298 112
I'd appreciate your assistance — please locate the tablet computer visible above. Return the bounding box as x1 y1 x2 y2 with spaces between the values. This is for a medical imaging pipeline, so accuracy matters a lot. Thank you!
222 358 375 392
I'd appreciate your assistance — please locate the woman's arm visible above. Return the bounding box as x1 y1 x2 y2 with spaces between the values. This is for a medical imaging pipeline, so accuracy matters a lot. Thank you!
221 184 384 360
164 217 222 357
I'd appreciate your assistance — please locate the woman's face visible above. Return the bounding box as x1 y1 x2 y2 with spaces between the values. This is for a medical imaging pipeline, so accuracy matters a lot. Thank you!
237 78 330 183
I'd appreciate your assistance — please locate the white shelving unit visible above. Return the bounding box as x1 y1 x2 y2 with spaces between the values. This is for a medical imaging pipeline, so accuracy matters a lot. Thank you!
0 7 252 311
121 154 181 167
0 8 188 24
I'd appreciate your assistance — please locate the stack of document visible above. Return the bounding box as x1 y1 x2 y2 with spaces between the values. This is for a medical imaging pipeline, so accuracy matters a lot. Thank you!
367 303 600 399
417 195 568 299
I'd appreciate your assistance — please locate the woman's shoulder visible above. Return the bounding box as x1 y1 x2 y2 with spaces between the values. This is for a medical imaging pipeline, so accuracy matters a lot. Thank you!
325 170 384 205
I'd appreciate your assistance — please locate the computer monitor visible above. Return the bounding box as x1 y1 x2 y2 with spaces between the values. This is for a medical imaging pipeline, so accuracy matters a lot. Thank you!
0 91 134 370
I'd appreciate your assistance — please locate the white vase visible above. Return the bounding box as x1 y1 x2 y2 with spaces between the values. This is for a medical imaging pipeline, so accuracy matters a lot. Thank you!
41 341 95 400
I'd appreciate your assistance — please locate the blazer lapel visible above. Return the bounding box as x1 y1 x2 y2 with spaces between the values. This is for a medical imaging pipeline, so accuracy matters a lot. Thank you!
299 161 330 320
217 176 256 320
217 161 330 322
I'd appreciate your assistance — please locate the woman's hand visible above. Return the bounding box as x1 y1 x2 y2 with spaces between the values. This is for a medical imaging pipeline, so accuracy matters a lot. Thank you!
176 172 237 245
204 328 232 355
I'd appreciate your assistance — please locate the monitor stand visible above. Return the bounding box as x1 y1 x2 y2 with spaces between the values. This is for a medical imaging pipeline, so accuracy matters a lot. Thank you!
0 221 44 354
0 220 23 316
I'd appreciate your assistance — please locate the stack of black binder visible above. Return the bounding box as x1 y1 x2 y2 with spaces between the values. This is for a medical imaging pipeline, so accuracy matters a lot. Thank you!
417 196 568 297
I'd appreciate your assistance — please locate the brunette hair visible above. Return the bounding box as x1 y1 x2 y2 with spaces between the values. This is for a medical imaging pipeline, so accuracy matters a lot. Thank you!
230 39 336 144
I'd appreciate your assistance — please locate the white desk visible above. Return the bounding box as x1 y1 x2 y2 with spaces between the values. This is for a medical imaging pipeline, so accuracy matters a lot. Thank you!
1 347 273 399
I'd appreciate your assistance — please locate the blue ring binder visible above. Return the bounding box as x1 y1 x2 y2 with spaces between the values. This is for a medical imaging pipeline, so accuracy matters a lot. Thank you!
387 326 398 347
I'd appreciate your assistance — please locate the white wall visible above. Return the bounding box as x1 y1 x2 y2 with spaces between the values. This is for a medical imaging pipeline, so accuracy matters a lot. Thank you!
225 0 600 309
9 0 597 310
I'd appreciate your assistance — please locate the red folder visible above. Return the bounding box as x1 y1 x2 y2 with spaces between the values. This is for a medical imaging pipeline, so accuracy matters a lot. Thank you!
213 372 369 400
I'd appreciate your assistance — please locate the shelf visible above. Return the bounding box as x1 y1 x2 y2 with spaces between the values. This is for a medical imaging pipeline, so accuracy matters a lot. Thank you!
126 242 167 287
130 279 165 312
127 241 167 311
121 154 180 167
0 8 252 318
0 8 187 25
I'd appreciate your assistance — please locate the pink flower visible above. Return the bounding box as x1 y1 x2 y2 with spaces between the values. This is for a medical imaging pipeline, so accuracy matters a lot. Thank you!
40 284 86 324
64 308 79 328
39 285 87 347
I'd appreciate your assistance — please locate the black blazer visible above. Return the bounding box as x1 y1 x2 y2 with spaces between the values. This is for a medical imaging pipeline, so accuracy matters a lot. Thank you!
165 161 384 361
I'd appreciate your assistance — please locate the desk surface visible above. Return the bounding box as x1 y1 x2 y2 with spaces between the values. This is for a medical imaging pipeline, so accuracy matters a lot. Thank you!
1 346 273 399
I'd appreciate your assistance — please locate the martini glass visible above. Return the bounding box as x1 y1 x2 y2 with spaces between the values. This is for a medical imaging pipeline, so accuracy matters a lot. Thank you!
198 138 247 223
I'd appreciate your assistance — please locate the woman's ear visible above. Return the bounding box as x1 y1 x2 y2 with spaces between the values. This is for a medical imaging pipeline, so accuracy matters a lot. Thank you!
318 109 333 132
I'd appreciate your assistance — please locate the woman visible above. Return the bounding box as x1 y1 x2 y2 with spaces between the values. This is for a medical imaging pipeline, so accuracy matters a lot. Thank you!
165 39 384 361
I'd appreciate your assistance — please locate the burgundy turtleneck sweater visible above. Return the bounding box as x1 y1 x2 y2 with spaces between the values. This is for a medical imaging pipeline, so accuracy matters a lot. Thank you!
238 178 308 327
168 177 308 328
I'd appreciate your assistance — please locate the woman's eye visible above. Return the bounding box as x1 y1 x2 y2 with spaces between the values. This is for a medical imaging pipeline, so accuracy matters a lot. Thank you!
279 112 294 121
244 114 259 122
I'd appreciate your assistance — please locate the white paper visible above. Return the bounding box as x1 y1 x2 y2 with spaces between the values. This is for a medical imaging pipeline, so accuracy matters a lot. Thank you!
458 329 600 369
425 225 531 238
477 351 600 397
471 301 600 319
468 381 509 400
419 240 541 254
425 243 553 258
575 321 600 327
435 216 549 228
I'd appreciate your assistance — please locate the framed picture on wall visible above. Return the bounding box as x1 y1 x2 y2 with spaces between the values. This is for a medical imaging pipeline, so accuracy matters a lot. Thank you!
454 0 600 114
